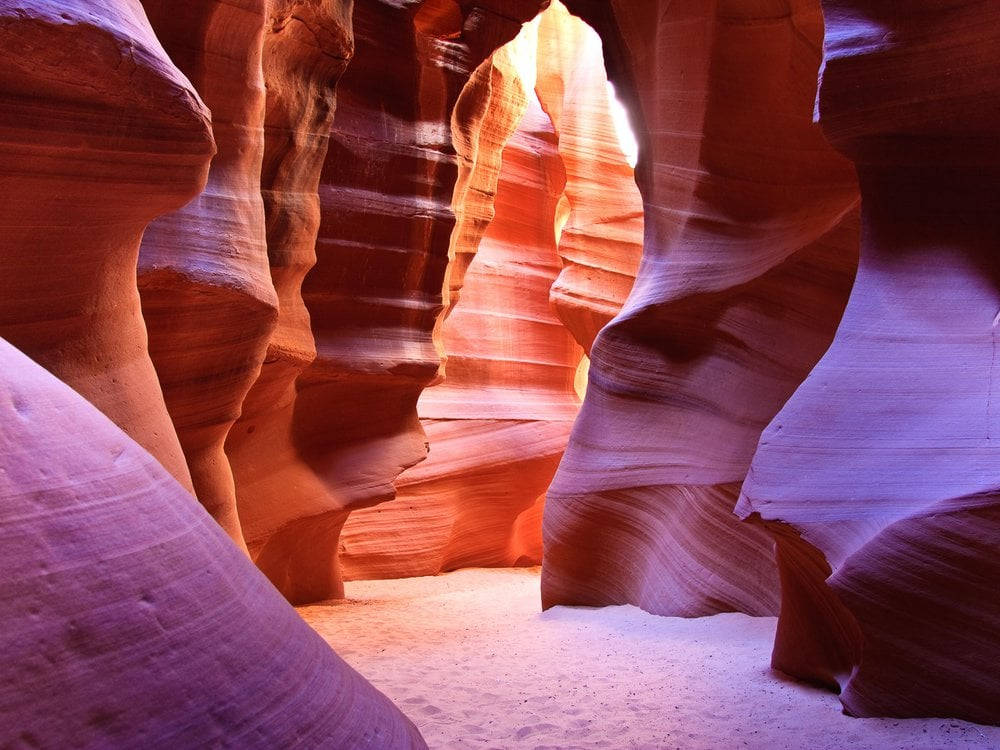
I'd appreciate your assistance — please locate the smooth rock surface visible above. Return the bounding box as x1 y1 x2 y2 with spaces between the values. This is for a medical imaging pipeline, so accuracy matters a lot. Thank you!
737 0 1000 724
229 0 546 603
139 0 278 547
341 95 582 580
543 0 860 617
0 338 425 749
0 0 213 491
225 0 355 601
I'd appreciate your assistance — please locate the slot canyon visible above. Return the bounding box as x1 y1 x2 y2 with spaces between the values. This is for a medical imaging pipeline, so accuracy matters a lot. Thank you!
0 1 998 748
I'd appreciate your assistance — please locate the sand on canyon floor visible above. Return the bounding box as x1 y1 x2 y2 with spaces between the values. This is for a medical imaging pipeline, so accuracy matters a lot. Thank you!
298 568 999 750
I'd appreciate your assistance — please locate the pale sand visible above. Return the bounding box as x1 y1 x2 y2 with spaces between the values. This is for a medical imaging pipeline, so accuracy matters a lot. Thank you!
298 568 999 750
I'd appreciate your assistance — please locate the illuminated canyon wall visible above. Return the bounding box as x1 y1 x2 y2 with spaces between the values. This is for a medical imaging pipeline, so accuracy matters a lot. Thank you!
543 0 859 619
339 4 643 580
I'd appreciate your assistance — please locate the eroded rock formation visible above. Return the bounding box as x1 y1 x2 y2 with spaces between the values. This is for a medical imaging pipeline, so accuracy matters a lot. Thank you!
0 339 425 748
227 0 547 603
340 96 581 580
736 0 1000 723
542 0 860 617
339 2 643 581
138 0 277 547
534 1 642 352
223 0 355 601
0 0 213 491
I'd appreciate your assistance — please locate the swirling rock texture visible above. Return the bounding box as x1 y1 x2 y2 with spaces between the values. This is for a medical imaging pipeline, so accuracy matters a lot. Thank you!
339 2 642 581
736 0 1000 724
533 1 642 352
443 18 535 320
0 0 213 492
138 0 277 548
224 0 355 601
227 0 546 603
340 96 582 580
0 339 426 749
543 0 860 617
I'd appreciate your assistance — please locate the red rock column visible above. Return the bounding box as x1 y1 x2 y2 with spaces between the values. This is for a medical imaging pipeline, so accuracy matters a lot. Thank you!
340 96 581 580
0 339 425 748
736 0 1000 723
224 0 354 600
543 0 859 616
230 0 545 603
138 0 278 547
0 0 213 491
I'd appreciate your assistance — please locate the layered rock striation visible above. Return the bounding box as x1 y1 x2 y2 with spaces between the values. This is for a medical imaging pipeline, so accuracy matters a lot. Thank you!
228 0 547 603
737 0 1000 723
0 0 214 491
543 0 860 617
223 0 356 602
534 1 642 352
138 0 278 547
0 339 425 748
340 96 581 580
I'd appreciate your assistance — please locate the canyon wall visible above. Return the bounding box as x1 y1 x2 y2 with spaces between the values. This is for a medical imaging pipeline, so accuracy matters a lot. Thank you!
543 0 860 616
0 2 424 743
0 0 213 492
0 339 425 748
138 0 277 548
736 0 1000 723
534 1 642 352
341 95 581 580
226 0 547 603
340 2 642 581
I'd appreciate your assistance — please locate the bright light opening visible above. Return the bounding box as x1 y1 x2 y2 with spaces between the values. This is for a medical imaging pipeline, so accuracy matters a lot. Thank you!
606 81 639 168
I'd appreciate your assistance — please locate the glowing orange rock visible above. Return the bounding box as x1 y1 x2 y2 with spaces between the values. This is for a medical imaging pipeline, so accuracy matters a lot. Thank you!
341 97 581 579
0 0 213 491
534 0 642 351
139 0 277 547
228 0 546 603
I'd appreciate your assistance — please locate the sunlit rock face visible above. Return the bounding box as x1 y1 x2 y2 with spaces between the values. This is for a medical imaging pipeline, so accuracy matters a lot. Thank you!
341 96 581 580
228 0 547 604
339 2 641 581
0 0 213 493
534 1 642 352
543 0 860 617
0 339 426 749
138 0 278 548
737 0 1000 724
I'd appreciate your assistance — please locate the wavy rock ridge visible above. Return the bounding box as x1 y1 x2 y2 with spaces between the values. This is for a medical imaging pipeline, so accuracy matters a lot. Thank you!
339 2 643 580
543 0 860 618
0 339 424 748
736 0 1000 723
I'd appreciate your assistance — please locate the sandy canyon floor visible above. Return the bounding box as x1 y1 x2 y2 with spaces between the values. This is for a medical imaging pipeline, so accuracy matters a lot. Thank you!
299 568 999 750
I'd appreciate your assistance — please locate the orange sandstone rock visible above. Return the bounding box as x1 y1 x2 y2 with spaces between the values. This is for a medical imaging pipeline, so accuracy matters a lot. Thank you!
229 0 546 603
224 0 355 601
341 96 582 579
139 0 278 547
0 0 214 491
534 1 642 352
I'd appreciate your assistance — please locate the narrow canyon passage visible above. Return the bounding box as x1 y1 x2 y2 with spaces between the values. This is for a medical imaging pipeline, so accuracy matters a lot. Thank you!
300 569 1000 750
3 0 1000 747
